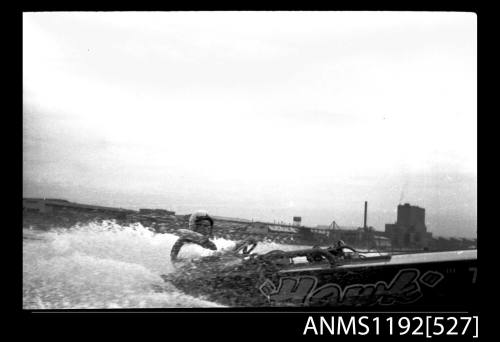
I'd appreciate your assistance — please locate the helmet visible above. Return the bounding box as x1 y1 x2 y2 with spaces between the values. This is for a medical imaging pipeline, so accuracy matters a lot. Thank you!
188 210 214 237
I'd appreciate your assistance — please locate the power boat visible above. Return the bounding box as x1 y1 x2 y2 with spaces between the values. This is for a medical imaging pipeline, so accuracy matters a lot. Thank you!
162 239 478 308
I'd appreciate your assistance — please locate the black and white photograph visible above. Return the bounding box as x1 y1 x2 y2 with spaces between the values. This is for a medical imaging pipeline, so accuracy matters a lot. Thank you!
23 11 477 316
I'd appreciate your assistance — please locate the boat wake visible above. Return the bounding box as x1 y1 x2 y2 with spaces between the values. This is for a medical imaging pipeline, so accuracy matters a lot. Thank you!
23 220 306 309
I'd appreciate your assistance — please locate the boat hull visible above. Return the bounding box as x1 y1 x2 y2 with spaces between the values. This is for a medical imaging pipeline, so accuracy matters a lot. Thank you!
165 250 477 309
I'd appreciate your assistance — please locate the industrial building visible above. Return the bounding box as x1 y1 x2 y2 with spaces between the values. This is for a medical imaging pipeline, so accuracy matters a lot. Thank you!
385 203 433 249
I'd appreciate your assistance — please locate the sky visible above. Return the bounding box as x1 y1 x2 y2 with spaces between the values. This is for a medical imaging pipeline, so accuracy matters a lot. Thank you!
23 11 477 238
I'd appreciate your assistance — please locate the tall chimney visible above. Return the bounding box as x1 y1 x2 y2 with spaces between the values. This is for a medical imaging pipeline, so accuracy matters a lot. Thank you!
364 201 368 228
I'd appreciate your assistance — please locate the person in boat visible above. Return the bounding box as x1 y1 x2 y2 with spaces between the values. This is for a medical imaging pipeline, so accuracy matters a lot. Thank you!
170 210 218 262
306 245 325 263
327 240 347 258
306 240 352 263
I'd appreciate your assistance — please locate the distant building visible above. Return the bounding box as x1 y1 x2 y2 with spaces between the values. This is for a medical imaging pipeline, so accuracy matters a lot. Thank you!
330 226 390 250
429 236 477 251
373 235 392 249
293 216 302 226
212 215 252 223
309 226 332 237
385 203 432 249
245 222 269 235
315 225 331 229
269 225 299 234
297 226 335 245
332 227 363 246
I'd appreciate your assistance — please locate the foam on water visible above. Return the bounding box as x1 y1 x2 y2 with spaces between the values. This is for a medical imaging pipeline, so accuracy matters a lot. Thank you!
23 220 306 309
